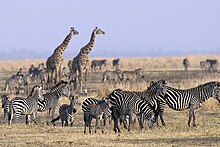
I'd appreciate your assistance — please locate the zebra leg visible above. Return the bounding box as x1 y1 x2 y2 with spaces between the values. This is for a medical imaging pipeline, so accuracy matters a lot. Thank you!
128 113 132 132
101 118 104 134
95 117 98 133
188 107 193 127
112 109 120 133
138 114 144 131
192 109 196 127
159 112 166 127
89 117 93 134
26 115 31 125
62 120 64 127
65 121 68 127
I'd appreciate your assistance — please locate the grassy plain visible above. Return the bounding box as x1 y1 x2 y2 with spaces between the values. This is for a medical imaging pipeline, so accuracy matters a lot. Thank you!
0 55 220 147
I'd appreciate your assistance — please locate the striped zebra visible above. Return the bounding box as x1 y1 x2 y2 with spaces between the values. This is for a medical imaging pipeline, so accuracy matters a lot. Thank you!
121 68 144 85
4 74 23 95
91 59 107 72
106 79 167 133
1 95 10 123
155 81 220 127
51 95 78 127
8 85 43 125
102 69 123 86
37 80 70 124
82 99 109 134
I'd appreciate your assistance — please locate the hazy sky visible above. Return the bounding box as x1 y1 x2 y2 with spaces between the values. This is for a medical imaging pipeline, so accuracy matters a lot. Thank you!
1 0 220 59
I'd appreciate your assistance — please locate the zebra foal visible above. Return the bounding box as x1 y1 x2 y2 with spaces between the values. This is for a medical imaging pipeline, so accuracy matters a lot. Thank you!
51 95 78 127
8 85 43 125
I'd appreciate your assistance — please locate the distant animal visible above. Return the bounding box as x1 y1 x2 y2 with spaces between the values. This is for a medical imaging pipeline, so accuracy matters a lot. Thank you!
28 63 45 81
1 95 10 123
8 85 43 125
121 68 145 85
183 58 190 71
102 69 123 86
83 100 109 134
200 61 210 70
4 74 24 95
91 59 107 72
112 58 120 70
206 59 218 71
51 95 78 127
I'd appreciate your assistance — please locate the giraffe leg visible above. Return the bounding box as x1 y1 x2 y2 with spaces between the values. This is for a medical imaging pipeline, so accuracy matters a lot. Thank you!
84 69 88 94
78 69 83 94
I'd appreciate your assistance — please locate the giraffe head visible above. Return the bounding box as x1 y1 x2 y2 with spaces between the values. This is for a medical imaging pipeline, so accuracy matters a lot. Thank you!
70 27 79 36
93 27 105 35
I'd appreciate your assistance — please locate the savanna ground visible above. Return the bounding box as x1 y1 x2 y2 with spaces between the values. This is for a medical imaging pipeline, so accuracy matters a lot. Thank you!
0 55 220 147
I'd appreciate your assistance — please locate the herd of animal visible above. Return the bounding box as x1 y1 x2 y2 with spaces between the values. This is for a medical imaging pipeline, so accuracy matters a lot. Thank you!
1 27 220 134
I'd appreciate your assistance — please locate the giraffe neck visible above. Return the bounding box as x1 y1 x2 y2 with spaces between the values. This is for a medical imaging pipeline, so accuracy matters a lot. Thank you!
80 31 96 55
54 32 73 55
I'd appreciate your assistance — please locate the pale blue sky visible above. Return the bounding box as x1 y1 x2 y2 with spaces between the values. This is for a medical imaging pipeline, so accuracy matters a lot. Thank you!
0 0 220 59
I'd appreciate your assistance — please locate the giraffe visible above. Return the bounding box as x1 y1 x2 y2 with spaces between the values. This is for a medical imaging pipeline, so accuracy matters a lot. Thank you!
46 27 79 87
71 27 105 94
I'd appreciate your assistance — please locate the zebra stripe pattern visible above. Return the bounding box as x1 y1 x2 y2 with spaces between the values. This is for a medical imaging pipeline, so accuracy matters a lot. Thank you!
51 95 78 127
37 80 70 124
156 81 220 127
8 85 43 125
106 79 167 133
82 98 109 134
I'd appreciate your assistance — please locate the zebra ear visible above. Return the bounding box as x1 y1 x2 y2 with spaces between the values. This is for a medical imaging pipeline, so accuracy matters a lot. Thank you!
150 81 154 86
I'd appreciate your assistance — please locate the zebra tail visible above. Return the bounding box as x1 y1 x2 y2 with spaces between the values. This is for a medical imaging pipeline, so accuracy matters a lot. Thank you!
51 116 60 123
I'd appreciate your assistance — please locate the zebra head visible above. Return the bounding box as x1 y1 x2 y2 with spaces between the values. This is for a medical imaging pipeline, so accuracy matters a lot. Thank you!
212 82 220 102
94 27 105 35
1 95 9 108
30 85 44 101
69 95 78 109
145 111 157 129
51 80 70 98
149 79 167 97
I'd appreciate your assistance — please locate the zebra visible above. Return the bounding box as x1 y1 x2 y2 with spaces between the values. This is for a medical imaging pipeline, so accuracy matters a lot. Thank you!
1 95 10 123
106 79 167 133
155 81 220 127
121 68 145 86
28 63 45 82
37 80 70 124
112 58 120 70
8 85 43 125
82 98 112 127
91 59 107 72
200 61 211 71
83 99 109 134
4 74 24 95
102 69 123 86
51 95 78 127
183 58 190 71
206 59 218 72
39 69 49 90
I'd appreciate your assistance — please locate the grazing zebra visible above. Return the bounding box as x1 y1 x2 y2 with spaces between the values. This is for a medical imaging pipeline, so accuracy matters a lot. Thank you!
51 95 78 127
1 95 10 123
91 59 107 72
37 80 70 124
83 99 109 134
121 68 145 85
102 69 123 86
112 58 120 70
4 74 24 95
206 59 218 72
183 58 190 71
82 98 112 126
155 81 220 127
8 85 43 125
106 79 167 133
200 61 211 71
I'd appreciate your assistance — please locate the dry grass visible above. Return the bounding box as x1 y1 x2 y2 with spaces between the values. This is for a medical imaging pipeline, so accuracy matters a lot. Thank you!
0 55 220 146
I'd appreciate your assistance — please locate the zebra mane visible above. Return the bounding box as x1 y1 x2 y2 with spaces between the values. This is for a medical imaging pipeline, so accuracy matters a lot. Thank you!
51 80 68 91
